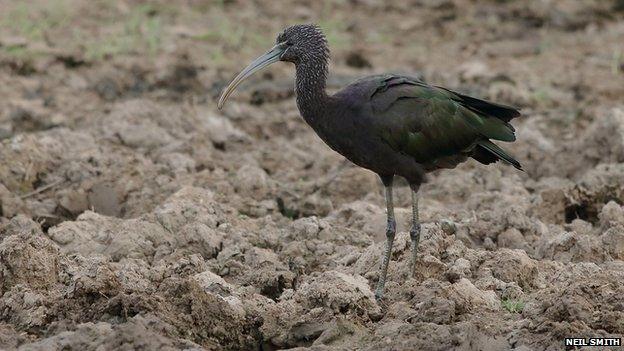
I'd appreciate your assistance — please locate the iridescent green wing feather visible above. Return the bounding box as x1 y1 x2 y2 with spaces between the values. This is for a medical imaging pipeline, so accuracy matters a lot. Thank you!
370 75 521 169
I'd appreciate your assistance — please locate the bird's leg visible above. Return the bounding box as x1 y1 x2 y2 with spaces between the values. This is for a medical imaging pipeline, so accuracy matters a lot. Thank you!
375 177 396 300
409 184 421 278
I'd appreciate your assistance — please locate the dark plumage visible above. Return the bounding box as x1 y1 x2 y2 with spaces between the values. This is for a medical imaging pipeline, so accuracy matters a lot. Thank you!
218 24 522 299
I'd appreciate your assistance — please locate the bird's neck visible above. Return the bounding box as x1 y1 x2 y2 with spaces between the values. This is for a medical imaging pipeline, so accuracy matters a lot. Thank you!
295 55 330 123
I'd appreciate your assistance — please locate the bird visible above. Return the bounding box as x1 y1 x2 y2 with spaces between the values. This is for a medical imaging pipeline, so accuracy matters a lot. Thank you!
218 24 522 300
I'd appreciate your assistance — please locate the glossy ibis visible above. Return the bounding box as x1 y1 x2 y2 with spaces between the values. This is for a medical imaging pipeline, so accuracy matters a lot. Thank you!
218 24 522 299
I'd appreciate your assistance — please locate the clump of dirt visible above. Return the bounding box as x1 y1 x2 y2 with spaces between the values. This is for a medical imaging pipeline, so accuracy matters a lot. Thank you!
1 0 624 350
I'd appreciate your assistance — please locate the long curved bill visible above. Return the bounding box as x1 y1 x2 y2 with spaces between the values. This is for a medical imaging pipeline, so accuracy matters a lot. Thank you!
218 43 287 109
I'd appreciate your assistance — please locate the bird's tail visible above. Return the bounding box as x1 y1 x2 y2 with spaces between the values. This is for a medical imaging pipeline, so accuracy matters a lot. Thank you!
474 140 523 170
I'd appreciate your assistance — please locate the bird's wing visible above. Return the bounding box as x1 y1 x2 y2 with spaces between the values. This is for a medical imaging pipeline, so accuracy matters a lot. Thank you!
368 75 520 166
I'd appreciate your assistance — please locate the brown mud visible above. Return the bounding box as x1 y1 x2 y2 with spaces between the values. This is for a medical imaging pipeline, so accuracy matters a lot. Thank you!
1 1 624 350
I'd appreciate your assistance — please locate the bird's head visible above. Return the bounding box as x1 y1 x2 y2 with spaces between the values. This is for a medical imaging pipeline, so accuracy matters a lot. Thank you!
275 24 328 64
218 24 327 109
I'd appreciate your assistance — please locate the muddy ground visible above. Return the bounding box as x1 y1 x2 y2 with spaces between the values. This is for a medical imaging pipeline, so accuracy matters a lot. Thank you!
1 0 624 350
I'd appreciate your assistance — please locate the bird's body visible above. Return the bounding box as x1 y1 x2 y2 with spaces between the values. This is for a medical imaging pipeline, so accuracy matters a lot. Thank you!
299 74 521 186
218 24 522 299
